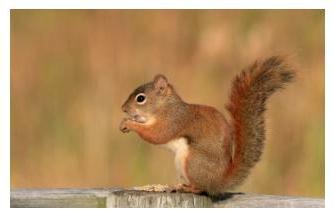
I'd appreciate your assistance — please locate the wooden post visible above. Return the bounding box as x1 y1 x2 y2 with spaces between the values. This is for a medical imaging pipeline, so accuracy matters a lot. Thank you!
10 188 324 208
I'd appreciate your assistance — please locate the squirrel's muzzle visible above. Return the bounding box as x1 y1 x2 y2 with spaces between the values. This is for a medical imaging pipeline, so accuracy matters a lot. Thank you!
122 104 128 113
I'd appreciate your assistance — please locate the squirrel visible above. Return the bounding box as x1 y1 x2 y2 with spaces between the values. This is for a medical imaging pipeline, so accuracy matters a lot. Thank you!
119 56 295 195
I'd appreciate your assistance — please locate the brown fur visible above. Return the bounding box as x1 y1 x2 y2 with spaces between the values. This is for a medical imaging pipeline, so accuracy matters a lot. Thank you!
224 56 295 190
120 56 295 195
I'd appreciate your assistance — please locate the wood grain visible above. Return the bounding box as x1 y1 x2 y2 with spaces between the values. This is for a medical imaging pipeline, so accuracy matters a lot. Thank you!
10 188 324 208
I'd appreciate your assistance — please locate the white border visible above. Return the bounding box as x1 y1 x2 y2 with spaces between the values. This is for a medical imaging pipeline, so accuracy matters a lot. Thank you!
1 0 333 214
325 9 333 209
0 1 10 210
2 0 333 9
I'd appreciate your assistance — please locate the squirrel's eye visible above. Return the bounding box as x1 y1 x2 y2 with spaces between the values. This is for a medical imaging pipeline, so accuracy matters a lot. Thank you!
135 93 146 104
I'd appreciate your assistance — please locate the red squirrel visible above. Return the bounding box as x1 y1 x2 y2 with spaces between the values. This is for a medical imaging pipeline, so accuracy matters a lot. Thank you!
119 56 295 195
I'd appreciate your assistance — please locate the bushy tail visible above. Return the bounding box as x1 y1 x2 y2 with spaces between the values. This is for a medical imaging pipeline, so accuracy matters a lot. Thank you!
224 56 295 189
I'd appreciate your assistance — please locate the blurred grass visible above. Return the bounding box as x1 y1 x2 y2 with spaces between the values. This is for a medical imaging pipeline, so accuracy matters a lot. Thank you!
11 10 324 197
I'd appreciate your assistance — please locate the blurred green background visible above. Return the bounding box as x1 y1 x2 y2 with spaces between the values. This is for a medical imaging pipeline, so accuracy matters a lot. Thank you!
11 10 324 197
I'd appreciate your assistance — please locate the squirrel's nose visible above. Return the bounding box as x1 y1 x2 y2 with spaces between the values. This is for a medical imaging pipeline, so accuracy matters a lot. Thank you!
122 104 128 113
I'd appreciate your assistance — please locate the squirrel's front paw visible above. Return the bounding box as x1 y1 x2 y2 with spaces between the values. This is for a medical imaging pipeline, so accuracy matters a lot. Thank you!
119 118 131 133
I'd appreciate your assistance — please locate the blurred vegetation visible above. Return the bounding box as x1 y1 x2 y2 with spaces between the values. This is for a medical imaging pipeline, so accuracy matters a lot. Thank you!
11 10 324 197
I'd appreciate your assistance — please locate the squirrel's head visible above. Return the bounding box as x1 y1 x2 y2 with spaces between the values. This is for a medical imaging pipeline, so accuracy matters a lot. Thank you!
121 74 181 124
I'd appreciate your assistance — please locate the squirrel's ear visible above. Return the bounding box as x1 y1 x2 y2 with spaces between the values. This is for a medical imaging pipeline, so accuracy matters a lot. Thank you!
153 74 168 94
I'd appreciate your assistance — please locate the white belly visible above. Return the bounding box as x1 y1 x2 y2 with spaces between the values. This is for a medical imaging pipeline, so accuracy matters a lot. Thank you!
162 137 190 184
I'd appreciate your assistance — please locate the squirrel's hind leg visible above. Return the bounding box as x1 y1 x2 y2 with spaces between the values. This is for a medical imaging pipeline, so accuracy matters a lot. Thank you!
167 183 203 194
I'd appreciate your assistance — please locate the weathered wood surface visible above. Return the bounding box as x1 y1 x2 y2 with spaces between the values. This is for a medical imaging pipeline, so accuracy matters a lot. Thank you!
11 188 324 208
10 188 118 208
211 192 324 208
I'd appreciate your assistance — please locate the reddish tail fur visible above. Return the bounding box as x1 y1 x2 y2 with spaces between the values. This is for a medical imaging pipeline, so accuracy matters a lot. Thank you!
224 56 295 189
